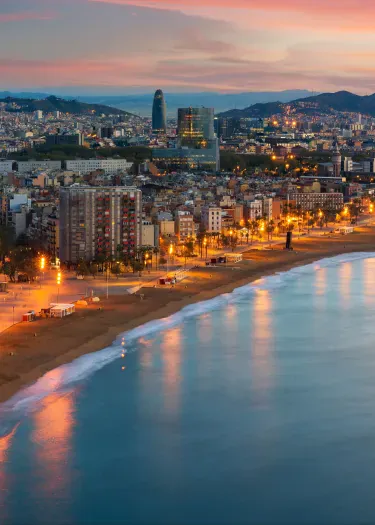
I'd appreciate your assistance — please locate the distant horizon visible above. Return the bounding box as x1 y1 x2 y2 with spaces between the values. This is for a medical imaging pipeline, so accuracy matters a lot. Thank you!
0 88 318 97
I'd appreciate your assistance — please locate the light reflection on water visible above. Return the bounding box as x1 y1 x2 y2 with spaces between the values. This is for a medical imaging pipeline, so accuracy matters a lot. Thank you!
339 261 352 307
31 382 76 506
0 425 18 518
3 256 375 525
161 326 182 415
250 290 275 398
363 258 375 306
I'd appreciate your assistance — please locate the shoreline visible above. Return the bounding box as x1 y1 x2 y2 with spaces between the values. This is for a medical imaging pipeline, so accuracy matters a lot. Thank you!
1 227 375 405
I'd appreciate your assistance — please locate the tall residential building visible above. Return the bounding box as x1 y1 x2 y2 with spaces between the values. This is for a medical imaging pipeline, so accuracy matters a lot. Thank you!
332 141 342 178
152 89 167 134
47 213 60 261
177 107 215 143
59 186 142 263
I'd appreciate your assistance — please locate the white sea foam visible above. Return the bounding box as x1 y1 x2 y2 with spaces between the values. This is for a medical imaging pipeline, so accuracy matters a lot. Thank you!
1 251 374 433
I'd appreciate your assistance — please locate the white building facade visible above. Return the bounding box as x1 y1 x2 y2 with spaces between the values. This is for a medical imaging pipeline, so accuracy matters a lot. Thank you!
65 159 133 175
202 206 222 233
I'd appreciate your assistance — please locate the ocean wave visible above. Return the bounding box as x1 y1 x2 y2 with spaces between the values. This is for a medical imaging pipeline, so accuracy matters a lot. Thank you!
1 251 374 434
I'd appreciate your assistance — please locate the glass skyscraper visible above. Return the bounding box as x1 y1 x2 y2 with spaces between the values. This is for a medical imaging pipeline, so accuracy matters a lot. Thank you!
177 107 215 144
152 89 167 134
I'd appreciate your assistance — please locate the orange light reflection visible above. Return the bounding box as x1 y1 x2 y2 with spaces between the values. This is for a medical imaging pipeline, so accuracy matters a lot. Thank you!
251 290 275 396
363 259 375 306
339 262 352 307
32 380 75 500
0 425 18 515
161 326 182 414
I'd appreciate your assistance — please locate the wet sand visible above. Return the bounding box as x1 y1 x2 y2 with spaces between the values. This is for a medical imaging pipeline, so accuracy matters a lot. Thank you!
1 226 375 403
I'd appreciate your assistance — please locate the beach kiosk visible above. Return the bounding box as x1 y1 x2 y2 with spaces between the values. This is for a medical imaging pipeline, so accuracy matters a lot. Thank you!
224 253 243 264
50 303 75 318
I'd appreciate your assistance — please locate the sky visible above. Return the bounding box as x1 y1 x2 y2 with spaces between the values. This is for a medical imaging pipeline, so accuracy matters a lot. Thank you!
2 0 375 95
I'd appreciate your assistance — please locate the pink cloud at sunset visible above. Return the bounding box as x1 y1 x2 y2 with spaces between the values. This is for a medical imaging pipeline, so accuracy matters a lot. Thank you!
0 10 55 23
1 0 375 93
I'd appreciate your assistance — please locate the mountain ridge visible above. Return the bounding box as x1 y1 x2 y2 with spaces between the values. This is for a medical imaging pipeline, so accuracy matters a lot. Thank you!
0 90 314 116
218 91 375 118
0 95 136 117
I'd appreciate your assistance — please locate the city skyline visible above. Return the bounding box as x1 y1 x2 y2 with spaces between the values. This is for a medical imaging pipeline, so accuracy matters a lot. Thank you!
2 0 375 94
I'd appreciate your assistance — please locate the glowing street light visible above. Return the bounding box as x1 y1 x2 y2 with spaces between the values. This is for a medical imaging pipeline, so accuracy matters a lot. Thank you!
56 271 62 303
40 256 45 270
203 237 208 260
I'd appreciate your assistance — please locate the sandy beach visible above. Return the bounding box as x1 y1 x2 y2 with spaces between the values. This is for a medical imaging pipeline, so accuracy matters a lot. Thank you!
1 225 375 404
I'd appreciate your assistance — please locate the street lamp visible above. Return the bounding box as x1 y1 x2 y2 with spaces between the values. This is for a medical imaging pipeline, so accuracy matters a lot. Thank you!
203 237 208 261
56 271 62 303
167 243 173 274
40 256 45 283
144 252 150 273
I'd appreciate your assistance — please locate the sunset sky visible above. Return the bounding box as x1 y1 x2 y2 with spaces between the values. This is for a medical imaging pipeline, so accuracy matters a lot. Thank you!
2 0 375 94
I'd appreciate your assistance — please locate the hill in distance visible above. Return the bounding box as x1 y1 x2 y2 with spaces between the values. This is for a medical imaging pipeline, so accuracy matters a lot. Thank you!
219 91 375 118
0 89 314 116
0 95 136 117
80 90 314 116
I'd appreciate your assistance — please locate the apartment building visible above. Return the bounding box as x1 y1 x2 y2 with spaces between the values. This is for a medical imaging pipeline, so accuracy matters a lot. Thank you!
59 186 142 263
202 206 222 232
290 192 344 211
175 212 194 240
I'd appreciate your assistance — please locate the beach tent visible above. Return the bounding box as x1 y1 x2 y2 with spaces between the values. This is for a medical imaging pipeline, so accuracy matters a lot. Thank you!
50 304 75 318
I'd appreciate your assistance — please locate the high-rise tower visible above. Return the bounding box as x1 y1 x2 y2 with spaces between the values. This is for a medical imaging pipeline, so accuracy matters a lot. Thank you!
177 107 215 144
152 89 167 134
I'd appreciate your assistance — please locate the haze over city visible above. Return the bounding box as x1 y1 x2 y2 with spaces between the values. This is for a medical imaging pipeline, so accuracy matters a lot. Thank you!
2 0 375 94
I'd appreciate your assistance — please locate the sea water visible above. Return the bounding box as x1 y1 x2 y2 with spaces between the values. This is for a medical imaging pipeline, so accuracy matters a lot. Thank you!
2 253 375 524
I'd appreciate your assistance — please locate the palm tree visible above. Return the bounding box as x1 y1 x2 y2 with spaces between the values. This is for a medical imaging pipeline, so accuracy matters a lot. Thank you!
153 246 160 270
267 219 275 241
249 220 258 244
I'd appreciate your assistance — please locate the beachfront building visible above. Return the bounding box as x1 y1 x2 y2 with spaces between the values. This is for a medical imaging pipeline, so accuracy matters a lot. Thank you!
142 221 159 247
202 206 222 233
244 200 263 221
289 192 344 211
59 185 142 263
175 212 194 240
